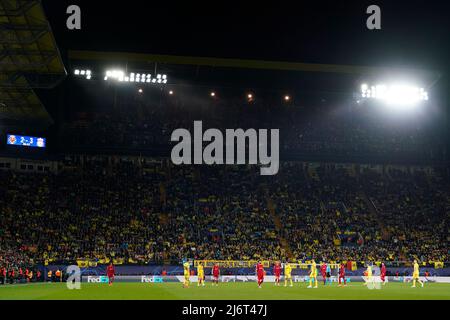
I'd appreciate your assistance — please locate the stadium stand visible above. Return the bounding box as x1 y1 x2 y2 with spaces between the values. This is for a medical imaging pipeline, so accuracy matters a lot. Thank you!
1 156 448 277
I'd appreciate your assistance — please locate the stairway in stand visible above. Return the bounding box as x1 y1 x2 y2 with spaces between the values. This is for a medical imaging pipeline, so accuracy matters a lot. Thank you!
360 191 389 239
266 193 294 259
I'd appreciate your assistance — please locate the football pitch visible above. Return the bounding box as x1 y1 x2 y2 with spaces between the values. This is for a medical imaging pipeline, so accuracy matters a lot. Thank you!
1 282 449 300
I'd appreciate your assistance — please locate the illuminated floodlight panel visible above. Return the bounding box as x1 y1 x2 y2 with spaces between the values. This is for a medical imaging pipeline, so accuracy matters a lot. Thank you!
361 83 428 107
104 70 168 85
74 69 91 79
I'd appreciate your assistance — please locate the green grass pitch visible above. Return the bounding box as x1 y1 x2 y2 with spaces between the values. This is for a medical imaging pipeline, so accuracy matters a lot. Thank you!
1 282 449 300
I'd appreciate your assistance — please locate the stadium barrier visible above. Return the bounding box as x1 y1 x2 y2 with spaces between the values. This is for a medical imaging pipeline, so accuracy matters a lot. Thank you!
46 265 450 277
79 275 450 284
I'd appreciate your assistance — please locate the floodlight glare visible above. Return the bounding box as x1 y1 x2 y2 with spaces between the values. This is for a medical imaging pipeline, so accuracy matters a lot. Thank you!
284 95 291 101
210 92 216 97
103 70 168 85
74 69 80 75
361 82 428 107
169 90 174 95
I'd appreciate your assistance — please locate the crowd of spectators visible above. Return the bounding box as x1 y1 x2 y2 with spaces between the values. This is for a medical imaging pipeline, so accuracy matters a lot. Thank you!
1 157 448 272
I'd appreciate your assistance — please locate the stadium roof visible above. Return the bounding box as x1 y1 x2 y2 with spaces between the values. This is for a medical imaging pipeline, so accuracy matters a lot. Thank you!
0 0 66 126
68 50 439 79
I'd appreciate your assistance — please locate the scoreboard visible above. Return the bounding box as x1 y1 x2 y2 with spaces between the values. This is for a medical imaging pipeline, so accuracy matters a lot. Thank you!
7 134 46 148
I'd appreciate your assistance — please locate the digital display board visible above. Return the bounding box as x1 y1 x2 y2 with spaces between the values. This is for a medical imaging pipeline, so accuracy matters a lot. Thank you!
7 134 46 148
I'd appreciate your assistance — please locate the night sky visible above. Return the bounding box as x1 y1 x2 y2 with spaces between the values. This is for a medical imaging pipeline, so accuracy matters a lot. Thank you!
42 0 450 71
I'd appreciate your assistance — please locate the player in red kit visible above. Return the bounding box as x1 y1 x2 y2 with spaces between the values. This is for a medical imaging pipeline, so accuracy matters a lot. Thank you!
106 262 115 286
273 262 281 286
212 263 220 286
381 263 387 286
320 262 327 285
256 261 265 288
338 263 347 287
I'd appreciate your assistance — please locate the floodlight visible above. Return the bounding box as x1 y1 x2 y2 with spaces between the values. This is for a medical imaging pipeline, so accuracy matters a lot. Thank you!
210 92 216 97
74 69 80 75
80 70 86 75
169 90 174 95
163 79 167 84
284 95 290 101
360 82 428 107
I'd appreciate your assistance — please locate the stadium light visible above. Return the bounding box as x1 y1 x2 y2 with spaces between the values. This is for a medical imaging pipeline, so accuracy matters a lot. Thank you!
102 70 169 85
361 82 429 107
74 69 92 79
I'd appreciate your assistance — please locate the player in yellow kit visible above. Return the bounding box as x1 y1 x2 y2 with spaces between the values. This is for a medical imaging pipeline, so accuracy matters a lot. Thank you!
411 260 424 288
197 262 205 287
183 261 190 288
307 260 318 288
284 263 293 287
363 263 373 286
